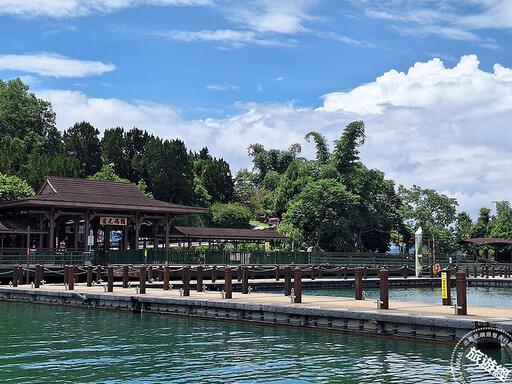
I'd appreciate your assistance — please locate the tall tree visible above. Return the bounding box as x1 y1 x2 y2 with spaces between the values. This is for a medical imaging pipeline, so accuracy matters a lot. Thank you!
305 131 330 165
0 173 34 202
332 121 365 179
63 121 102 177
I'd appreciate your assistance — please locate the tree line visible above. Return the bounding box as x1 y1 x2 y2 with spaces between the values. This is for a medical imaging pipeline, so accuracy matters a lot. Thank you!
1 77 510 256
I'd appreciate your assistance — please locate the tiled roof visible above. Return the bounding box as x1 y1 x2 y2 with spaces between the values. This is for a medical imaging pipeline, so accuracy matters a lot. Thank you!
0 177 208 214
172 226 289 241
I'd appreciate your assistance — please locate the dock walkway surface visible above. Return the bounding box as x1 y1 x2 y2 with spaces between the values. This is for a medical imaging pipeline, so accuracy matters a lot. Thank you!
2 281 512 343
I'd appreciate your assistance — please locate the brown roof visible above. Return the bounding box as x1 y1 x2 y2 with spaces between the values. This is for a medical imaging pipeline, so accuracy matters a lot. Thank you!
172 226 289 241
458 237 512 246
0 177 209 215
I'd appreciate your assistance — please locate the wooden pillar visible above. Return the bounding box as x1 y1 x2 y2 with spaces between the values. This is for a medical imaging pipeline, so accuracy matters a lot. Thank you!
182 266 190 296
473 265 477 278
284 265 292 296
74 217 79 250
344 266 348 280
237 265 242 282
456 271 467 315
64 265 69 285
310 265 315 280
403 265 408 279
49 208 55 250
196 265 204 292
68 266 74 290
355 267 363 300
293 267 302 303
211 265 217 283
275 265 280 281
363 266 367 279
139 265 146 294
123 265 129 288
164 213 170 255
12 266 18 287
96 265 102 283
134 213 140 250
34 264 42 288
242 266 249 294
87 265 93 287
224 267 232 299
107 266 114 292
492 266 496 278
379 268 389 309
163 266 170 290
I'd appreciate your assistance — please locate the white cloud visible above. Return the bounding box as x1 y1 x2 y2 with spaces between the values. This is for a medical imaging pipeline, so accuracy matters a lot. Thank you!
226 0 318 34
34 54 512 218
206 84 239 91
0 0 211 18
0 53 115 78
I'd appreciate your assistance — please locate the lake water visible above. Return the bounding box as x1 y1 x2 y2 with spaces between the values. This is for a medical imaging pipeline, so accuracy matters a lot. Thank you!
0 301 490 383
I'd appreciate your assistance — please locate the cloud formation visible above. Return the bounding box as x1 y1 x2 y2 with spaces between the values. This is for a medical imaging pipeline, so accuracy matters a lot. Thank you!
0 0 211 18
35 55 512 217
0 53 115 78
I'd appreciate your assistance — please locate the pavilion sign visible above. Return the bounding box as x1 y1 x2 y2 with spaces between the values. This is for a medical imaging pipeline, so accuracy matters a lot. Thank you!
100 217 128 226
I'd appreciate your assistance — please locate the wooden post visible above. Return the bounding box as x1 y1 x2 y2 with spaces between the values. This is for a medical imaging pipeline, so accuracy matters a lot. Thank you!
284 265 292 296
34 264 41 288
344 266 348 280
492 266 495 278
355 267 363 300
337 267 342 279
196 265 203 292
211 265 217 283
363 266 367 279
293 268 302 303
182 266 190 296
403 265 408 279
12 266 18 287
96 265 102 283
442 269 451 306
429 264 434 278
317 265 322 279
250 265 255 280
68 266 74 290
64 265 69 285
242 266 249 294
122 265 129 288
87 265 93 287
147 265 152 282
481 265 485 278
107 266 113 292
456 271 467 315
237 265 242 282
473 265 477 278
310 265 315 280
500 266 504 277
275 265 280 281
224 267 232 299
163 266 170 290
379 268 389 309
465 266 469 278
139 265 146 294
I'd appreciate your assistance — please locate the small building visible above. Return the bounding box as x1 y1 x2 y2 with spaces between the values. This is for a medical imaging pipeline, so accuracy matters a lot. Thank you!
0 177 208 252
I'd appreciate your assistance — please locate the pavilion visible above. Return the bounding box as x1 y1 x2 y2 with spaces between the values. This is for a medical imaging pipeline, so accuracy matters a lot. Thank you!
0 177 287 253
458 237 512 262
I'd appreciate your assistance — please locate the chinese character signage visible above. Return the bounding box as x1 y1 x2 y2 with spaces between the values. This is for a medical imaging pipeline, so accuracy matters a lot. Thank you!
100 217 128 226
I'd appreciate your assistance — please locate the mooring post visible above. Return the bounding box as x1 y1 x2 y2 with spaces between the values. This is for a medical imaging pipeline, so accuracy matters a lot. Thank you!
379 268 389 309
284 265 292 296
337 267 342 279
481 265 485 278
87 265 93 287
237 265 242 282
107 266 113 292
224 267 232 299
250 265 256 280
242 265 249 294
96 265 102 283
363 266 367 279
139 265 146 294
293 267 302 303
74 266 79 283
403 265 408 279
492 266 496 278
182 266 190 296
318 265 322 279
429 264 434 278
465 266 469 278
275 265 280 281
147 265 152 282
68 266 74 290
485 265 489 279
12 266 18 287
196 265 204 292
456 271 467 315
442 268 451 306
500 266 504 277
163 266 170 290
34 264 41 288
310 265 315 280
344 266 348 280
473 265 477 278
63 265 68 285
211 265 217 283
355 267 363 300
122 265 129 288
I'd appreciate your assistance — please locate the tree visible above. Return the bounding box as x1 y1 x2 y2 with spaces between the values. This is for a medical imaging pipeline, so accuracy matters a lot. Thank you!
282 179 358 251
63 121 102 177
489 201 512 240
472 208 491 239
332 121 365 179
305 131 330 165
208 203 251 228
88 163 129 183
0 173 34 202
454 211 473 242
247 143 301 187
192 147 234 203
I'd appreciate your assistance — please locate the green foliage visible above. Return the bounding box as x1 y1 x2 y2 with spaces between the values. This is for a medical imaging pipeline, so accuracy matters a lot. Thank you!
88 164 129 183
209 203 252 228
247 143 301 187
192 147 234 204
332 120 365 179
305 131 330 165
63 121 102 177
0 173 34 202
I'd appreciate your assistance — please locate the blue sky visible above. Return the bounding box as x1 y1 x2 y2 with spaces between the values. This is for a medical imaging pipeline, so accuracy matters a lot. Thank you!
1 0 512 218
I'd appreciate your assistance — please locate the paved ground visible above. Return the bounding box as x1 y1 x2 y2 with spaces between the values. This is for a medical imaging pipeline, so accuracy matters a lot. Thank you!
6 281 512 323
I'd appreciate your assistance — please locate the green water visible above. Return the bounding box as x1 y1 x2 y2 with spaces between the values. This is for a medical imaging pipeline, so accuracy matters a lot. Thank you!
0 302 478 383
